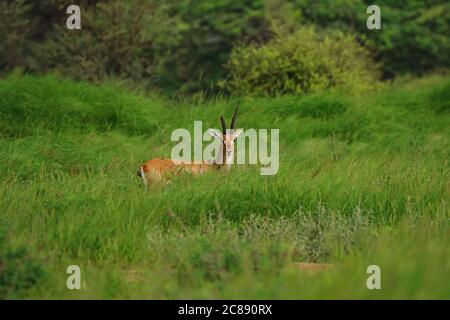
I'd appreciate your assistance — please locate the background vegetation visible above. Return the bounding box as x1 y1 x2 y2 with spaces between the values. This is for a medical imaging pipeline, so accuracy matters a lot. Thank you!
222 26 380 96
1 0 449 94
0 0 449 299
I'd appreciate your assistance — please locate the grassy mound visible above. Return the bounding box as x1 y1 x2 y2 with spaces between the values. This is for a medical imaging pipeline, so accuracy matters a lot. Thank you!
0 74 159 137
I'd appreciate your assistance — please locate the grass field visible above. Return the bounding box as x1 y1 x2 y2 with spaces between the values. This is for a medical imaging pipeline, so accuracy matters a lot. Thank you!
0 74 449 299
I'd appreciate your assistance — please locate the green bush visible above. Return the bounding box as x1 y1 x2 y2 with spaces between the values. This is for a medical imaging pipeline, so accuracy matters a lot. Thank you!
221 26 380 96
0 226 46 299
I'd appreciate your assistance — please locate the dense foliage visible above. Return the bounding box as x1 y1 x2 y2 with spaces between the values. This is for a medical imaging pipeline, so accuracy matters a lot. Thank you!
0 226 46 299
0 0 30 72
1 0 448 94
222 27 380 96
294 0 450 77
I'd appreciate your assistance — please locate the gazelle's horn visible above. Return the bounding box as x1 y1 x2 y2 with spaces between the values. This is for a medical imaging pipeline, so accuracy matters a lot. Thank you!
230 101 240 130
220 116 227 135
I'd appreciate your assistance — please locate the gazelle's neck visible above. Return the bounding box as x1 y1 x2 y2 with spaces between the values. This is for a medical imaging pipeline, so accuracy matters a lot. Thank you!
223 147 234 168
206 143 233 169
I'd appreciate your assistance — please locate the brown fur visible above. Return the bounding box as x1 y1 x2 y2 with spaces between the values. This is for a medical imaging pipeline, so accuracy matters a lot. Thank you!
139 158 214 186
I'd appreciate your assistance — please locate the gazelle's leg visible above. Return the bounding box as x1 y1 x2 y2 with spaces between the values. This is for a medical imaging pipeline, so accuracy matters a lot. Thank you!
139 166 148 189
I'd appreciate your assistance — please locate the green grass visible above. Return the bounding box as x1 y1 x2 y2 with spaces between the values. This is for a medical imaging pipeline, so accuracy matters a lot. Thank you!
0 74 449 299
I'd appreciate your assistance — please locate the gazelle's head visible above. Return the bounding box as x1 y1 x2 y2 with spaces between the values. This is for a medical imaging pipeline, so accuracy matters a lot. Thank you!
207 102 243 166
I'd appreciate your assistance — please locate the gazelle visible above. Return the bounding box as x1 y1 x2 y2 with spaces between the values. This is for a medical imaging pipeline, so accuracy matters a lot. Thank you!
137 104 243 187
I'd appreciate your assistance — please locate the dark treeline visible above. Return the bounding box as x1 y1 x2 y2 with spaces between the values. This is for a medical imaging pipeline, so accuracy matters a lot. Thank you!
1 0 449 95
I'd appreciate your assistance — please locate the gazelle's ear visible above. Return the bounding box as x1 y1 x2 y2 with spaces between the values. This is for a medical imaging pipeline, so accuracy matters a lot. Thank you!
233 128 243 139
207 128 223 140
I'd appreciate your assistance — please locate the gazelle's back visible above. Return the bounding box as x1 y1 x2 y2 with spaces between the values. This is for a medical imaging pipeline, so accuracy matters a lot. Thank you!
138 158 212 186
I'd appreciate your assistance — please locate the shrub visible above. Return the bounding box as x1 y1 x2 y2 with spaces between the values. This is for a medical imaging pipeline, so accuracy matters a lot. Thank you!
0 226 46 299
221 26 380 96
